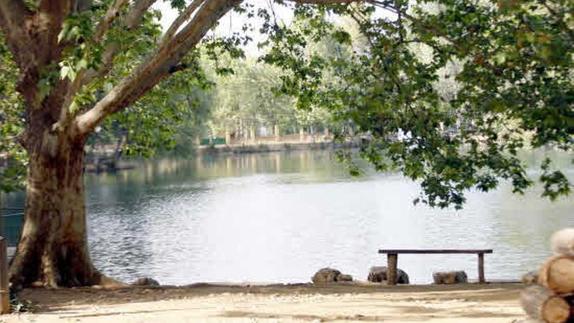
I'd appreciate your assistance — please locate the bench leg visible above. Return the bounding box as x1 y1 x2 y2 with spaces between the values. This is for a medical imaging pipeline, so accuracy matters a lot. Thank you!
387 253 398 285
478 253 485 284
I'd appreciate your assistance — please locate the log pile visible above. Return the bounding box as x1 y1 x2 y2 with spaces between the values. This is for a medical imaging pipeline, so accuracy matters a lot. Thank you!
520 228 574 323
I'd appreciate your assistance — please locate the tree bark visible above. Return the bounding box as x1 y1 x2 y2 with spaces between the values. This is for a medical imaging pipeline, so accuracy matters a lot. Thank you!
9 127 100 288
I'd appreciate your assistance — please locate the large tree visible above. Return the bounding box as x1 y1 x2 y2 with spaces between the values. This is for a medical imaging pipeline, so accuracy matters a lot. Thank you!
0 0 571 288
0 0 347 289
0 0 243 288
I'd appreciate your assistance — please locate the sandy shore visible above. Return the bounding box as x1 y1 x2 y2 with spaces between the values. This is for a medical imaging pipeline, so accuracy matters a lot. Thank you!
4 283 525 322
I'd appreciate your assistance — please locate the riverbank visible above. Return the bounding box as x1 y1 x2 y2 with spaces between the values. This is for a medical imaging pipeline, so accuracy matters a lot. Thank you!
7 283 525 322
84 140 358 173
197 140 358 155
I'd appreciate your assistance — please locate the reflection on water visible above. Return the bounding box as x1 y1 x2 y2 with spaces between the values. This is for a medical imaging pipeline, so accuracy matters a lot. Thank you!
84 149 573 284
5 149 574 284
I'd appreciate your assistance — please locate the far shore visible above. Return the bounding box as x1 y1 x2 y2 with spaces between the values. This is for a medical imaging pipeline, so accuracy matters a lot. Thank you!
83 140 358 173
196 140 358 155
7 282 526 322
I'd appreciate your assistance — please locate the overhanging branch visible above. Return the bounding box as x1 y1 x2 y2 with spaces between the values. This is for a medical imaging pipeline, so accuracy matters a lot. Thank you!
74 0 398 135
288 0 358 3
93 0 130 43
161 0 206 44
80 0 159 87
75 0 241 135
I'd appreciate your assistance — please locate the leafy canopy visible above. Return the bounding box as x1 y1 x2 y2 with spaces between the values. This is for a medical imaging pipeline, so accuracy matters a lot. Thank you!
261 0 573 208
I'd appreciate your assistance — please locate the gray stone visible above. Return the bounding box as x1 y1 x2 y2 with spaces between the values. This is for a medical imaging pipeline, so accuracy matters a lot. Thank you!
432 271 468 284
368 266 410 284
337 274 353 282
132 277 160 286
312 268 341 284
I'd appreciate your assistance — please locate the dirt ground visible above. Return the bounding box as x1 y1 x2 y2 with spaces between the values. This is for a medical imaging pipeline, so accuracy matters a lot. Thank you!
2 283 525 322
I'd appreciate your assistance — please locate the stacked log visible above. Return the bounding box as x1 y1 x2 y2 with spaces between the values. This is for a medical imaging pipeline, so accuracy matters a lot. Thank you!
520 228 574 323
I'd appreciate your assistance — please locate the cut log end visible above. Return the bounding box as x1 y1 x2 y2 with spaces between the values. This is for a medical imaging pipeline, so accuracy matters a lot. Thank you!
520 285 571 323
538 256 574 294
543 297 570 323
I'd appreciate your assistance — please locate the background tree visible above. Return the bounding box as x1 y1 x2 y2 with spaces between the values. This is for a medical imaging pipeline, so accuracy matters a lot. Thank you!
262 0 573 209
208 57 334 141
0 36 26 194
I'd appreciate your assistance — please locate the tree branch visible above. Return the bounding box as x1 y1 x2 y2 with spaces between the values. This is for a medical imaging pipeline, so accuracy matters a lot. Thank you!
80 0 158 87
0 0 31 29
78 0 372 108
75 0 387 134
93 0 130 43
160 0 206 44
287 0 399 13
0 0 34 68
62 0 133 126
75 0 241 135
124 0 158 28
36 0 74 62
288 0 358 3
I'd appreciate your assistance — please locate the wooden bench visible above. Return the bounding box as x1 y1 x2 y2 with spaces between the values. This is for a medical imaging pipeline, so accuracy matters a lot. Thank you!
378 249 493 285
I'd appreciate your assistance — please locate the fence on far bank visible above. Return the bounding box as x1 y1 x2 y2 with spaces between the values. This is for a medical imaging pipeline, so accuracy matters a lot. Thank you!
213 133 334 147
0 208 23 248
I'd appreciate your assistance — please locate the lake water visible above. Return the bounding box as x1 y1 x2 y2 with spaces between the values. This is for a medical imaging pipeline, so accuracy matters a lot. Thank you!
5 149 574 284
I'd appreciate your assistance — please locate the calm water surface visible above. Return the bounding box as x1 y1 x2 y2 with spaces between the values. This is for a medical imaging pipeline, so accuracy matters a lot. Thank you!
82 149 573 285
7 149 574 284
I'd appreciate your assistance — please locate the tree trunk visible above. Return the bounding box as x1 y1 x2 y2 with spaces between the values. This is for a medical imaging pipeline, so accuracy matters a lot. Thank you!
9 129 101 289
274 124 280 142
